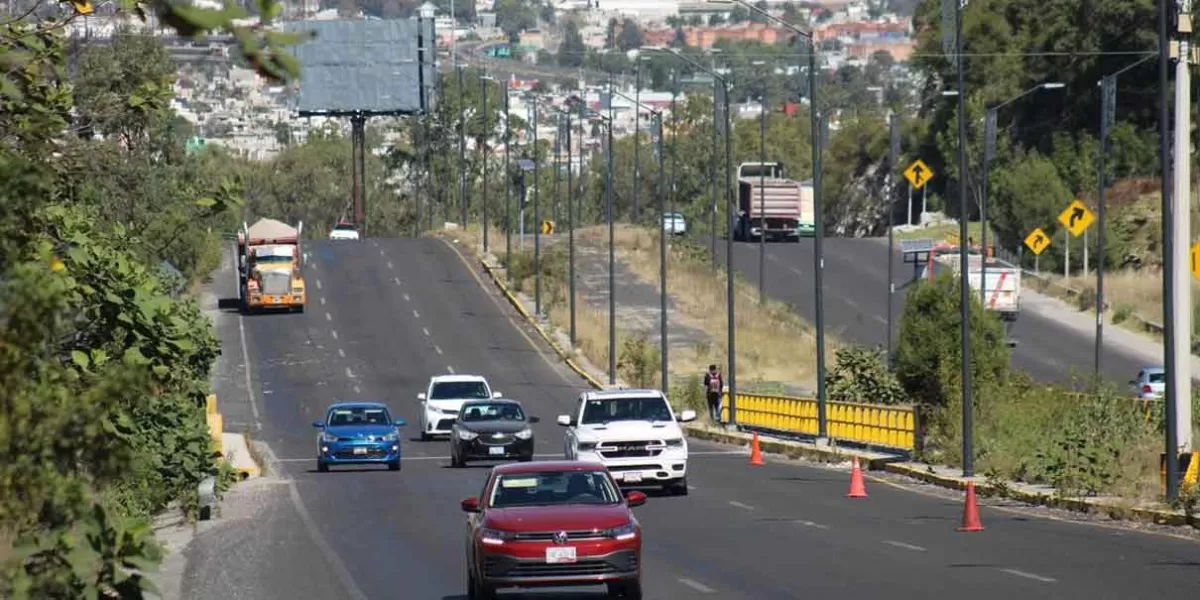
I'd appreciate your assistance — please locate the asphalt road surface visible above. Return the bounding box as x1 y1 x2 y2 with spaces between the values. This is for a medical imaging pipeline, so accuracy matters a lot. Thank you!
208 237 1199 599
707 235 1164 386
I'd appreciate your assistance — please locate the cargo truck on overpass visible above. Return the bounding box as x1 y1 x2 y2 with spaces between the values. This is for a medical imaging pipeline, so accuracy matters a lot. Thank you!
732 161 815 242
923 242 1021 345
236 218 306 314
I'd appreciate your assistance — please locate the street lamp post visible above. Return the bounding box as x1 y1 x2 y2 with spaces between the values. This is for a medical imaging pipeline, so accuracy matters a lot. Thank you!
481 74 495 253
607 76 617 385
457 63 467 228
503 80 511 281
644 45 737 424
532 94 542 317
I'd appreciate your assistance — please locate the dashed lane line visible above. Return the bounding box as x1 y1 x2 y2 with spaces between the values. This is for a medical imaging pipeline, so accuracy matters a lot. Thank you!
320 297 326 306
447 365 456 374
882 540 926 552
325 312 332 321
1000 569 1056 583
413 309 420 318
316 279 322 290
435 346 444 355
403 293 411 302
423 327 431 337
394 277 401 285
345 367 355 379
353 385 361 394
727 501 755 511
387 261 394 269
337 349 346 358
793 520 830 530
331 330 339 340
677 579 716 594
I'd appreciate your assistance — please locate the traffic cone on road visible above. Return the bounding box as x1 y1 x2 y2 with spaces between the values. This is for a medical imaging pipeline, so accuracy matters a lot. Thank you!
957 481 985 532
846 457 868 498
748 433 765 466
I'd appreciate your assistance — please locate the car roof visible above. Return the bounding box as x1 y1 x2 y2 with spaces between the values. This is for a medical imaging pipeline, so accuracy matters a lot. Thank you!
582 388 666 400
327 401 389 411
493 460 608 475
430 374 489 384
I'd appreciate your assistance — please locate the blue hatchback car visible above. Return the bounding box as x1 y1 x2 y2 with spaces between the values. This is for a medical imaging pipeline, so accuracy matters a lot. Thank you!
313 402 407 472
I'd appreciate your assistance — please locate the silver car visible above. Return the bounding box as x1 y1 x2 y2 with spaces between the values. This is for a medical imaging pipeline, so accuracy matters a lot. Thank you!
1130 366 1165 400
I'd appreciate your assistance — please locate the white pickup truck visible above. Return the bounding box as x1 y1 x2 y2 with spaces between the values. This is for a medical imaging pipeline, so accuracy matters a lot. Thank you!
557 389 697 496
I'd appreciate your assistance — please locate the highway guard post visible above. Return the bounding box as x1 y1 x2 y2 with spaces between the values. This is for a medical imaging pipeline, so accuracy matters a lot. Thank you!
1161 451 1200 495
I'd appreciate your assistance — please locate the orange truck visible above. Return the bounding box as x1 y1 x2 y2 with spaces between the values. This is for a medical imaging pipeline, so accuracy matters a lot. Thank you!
236 218 306 313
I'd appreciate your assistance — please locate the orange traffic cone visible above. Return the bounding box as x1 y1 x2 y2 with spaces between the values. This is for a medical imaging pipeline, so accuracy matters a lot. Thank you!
957 481 985 532
846 457 868 498
748 432 765 466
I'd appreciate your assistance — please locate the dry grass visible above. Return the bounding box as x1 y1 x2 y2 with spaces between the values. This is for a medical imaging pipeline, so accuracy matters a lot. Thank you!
1030 268 1200 337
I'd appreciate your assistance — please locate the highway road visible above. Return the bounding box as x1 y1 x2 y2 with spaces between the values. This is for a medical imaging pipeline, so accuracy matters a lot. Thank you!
710 236 1166 386
203 237 1199 599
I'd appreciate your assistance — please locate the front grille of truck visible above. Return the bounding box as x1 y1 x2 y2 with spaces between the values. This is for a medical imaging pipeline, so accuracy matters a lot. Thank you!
261 272 291 295
598 441 661 459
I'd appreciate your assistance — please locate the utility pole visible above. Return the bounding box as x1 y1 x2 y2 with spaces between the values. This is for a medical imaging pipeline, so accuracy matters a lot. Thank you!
711 78 720 270
481 75 490 253
758 90 767 305
981 108 996 308
659 110 669 394
607 77 617 386
954 0 974 478
887 110 899 364
533 98 542 317
633 61 642 222
503 80 511 283
567 106 576 345
457 64 467 228
1165 0 1194 500
723 81 737 424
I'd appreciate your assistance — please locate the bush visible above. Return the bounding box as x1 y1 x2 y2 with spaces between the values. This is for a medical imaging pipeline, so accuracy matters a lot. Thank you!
670 374 707 416
827 346 908 405
617 335 661 389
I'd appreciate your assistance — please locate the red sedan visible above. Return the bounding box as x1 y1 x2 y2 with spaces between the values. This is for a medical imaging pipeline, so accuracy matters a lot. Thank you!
461 461 645 599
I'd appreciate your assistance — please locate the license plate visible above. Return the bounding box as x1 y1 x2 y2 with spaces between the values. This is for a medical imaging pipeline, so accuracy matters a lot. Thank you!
545 547 577 564
622 473 643 483
489 446 505 456
352 447 367 455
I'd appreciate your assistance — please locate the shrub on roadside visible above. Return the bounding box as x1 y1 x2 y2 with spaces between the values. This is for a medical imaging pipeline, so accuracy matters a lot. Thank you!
670 374 707 416
618 335 661 389
827 346 908 405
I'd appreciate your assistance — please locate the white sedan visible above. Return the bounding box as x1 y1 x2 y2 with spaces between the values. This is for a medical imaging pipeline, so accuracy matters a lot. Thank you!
329 222 360 240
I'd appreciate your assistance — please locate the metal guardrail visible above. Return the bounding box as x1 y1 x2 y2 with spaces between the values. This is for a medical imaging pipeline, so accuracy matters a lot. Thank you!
719 392 918 452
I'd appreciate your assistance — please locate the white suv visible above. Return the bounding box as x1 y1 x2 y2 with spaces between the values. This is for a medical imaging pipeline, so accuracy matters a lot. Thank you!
557 389 696 495
417 375 501 440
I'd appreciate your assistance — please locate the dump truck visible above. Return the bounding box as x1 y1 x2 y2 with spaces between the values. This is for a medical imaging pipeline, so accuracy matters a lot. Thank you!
926 245 1021 345
732 162 814 242
237 218 306 314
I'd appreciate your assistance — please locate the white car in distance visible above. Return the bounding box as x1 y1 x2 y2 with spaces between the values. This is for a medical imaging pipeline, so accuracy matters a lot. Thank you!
662 212 687 236
329 221 360 241
418 375 501 440
557 389 696 495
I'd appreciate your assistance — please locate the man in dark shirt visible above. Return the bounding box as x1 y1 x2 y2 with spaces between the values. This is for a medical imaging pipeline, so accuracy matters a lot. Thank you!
702 364 723 423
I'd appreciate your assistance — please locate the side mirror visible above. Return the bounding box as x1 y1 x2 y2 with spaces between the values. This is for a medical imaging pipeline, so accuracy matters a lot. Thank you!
556 415 573 427
493 391 503 398
461 497 481 513
676 409 697 423
394 418 407 427
417 393 426 401
528 416 541 424
624 490 647 507
312 421 325 428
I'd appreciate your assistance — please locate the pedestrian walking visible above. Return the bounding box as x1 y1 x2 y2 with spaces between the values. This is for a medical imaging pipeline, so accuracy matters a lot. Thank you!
703 364 723 424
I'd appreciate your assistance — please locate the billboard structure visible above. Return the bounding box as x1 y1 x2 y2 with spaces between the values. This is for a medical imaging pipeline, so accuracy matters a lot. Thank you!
285 17 438 235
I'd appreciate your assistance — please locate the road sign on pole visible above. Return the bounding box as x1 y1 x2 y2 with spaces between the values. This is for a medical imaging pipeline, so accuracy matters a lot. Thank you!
904 159 934 190
1024 228 1051 255
540 220 555 235
1057 199 1096 237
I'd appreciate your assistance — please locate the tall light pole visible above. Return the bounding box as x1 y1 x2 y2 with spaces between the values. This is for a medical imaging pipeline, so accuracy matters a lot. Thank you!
752 59 768 306
567 103 576 345
503 80 511 280
645 45 737 423
954 0 973 478
532 94 542 317
980 82 1065 306
481 74 495 253
1158 0 1181 501
633 57 644 222
457 63 467 228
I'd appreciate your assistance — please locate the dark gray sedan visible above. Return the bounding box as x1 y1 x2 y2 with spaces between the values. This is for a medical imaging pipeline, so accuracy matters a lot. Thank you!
449 398 540 467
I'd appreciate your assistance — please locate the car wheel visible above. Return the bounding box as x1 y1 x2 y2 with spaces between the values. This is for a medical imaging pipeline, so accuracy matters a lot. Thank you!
607 580 642 599
317 460 328 473
666 477 688 496
387 460 400 471
469 570 495 600
420 431 430 442
519 453 534 462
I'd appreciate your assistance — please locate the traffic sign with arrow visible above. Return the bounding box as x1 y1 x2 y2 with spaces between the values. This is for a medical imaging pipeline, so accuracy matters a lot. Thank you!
1024 227 1051 255
540 220 555 235
1056 199 1095 238
904 159 934 190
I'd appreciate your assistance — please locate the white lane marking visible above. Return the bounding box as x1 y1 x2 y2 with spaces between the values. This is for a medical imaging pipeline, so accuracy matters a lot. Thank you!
337 349 346 358
394 277 401 285
353 385 361 394
423 327 431 337
728 501 755 511
435 346 443 355
236 314 263 431
793 520 830 530
387 261 394 269
379 249 385 256
677 578 716 594
403 293 411 302
413 309 420 318
687 485 698 491
331 330 339 340
320 297 326 305
345 367 355 378
325 312 332 321
447 365 456 374
882 540 926 552
316 280 322 290
1000 569 1056 583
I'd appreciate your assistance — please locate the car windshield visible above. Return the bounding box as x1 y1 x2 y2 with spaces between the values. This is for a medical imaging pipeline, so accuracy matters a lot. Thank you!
334 223 356 231
581 396 672 425
461 402 525 422
327 406 392 426
489 471 621 508
430 381 491 400
1147 372 1166 384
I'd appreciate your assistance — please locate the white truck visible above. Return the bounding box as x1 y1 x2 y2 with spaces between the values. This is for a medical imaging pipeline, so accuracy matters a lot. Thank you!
928 248 1022 344
557 389 697 496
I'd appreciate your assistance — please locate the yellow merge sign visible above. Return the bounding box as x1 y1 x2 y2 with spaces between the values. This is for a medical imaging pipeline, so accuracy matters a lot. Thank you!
1191 242 1200 281
540 220 555 235
1024 228 1051 255
903 159 934 190
1057 199 1095 238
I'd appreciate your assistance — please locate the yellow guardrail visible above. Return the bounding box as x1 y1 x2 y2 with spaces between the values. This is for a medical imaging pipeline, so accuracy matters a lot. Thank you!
720 392 918 452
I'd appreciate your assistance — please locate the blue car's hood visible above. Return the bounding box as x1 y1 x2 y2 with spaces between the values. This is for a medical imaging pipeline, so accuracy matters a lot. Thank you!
325 424 397 439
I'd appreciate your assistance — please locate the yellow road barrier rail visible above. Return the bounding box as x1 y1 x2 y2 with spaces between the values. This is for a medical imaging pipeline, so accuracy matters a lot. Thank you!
720 392 918 452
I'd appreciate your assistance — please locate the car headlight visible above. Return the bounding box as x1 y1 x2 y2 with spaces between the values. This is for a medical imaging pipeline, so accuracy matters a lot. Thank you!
320 433 338 443
605 522 638 541
577 441 597 452
514 427 533 440
479 528 510 546
458 429 478 441
382 432 399 442
665 438 685 448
